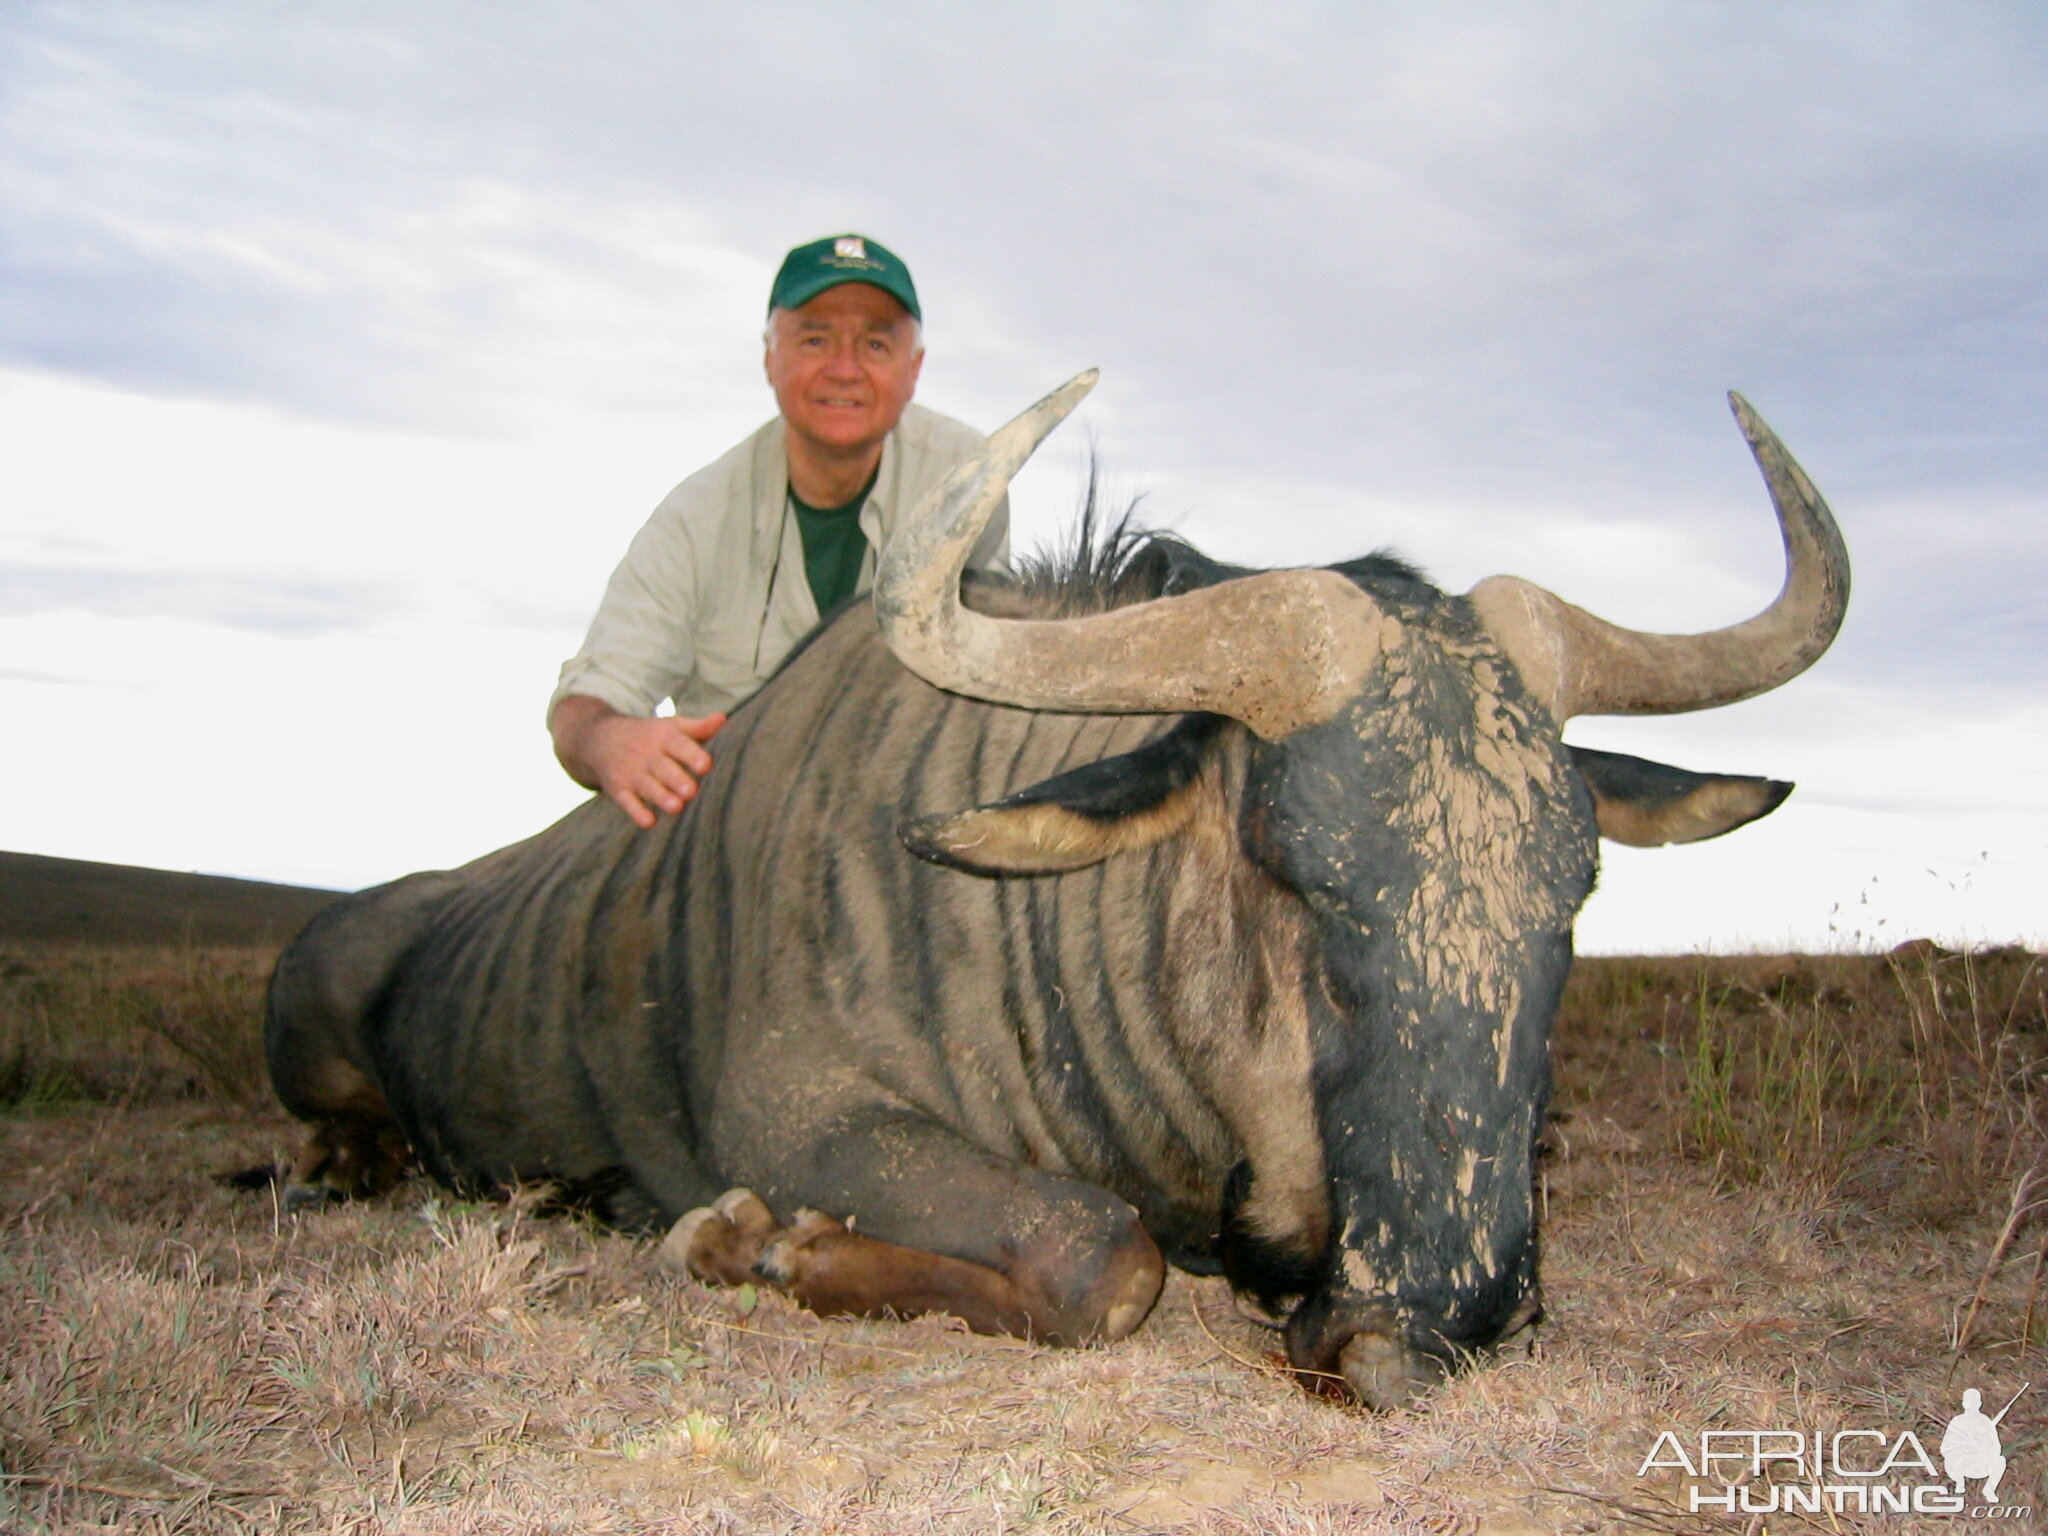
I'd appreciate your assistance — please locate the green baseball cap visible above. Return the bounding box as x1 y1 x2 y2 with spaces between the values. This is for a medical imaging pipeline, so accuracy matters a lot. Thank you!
768 234 921 321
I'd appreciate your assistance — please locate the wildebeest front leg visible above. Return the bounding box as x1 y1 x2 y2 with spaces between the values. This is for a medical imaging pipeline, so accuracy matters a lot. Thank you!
661 1113 1165 1345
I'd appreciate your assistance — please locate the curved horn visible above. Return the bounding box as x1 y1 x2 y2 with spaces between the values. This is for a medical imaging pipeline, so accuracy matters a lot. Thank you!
1467 393 1850 723
874 371 1390 740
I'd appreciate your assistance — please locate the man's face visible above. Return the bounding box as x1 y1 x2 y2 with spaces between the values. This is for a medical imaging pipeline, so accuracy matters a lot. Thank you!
764 283 924 459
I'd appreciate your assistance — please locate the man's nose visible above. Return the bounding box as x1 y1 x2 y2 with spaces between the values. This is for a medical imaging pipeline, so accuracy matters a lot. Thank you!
821 340 865 376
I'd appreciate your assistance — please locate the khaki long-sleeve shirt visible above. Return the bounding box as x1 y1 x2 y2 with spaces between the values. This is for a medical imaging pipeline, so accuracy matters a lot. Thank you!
552 403 1007 721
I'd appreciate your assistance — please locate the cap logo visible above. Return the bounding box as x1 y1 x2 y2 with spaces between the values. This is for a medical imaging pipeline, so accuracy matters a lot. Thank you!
834 237 867 260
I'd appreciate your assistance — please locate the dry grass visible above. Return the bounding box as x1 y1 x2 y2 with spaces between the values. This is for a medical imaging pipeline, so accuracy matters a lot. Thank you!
1554 946 2047 1223
0 947 274 1110
0 941 2042 1533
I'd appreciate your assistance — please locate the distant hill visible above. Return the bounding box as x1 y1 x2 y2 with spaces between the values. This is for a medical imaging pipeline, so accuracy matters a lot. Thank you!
0 850 345 947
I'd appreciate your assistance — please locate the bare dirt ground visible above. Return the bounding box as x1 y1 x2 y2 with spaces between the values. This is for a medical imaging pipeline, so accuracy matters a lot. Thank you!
1 938 2042 1534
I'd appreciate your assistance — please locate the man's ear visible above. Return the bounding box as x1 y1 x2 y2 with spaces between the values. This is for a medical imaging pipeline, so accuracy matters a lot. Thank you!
902 714 1224 875
1570 745 1793 847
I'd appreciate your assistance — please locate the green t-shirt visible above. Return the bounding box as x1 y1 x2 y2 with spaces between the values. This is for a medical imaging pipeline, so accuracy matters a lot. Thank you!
788 471 877 616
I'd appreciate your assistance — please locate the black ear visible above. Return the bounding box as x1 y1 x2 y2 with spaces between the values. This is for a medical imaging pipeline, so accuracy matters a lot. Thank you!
1570 745 1793 847
902 714 1226 875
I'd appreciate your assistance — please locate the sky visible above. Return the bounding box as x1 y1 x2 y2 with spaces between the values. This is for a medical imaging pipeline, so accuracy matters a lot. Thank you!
2 1 2043 952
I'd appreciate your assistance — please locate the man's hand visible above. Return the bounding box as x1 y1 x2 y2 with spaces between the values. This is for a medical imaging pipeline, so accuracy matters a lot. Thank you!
549 695 728 830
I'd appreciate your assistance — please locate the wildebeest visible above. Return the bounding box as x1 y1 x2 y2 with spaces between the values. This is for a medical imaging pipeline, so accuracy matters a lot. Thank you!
266 373 1848 1407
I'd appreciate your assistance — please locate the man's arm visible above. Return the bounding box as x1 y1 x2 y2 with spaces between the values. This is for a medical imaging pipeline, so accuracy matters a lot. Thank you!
549 694 727 830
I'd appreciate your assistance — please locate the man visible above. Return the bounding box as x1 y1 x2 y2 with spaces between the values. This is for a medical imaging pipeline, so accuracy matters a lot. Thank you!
549 235 1007 828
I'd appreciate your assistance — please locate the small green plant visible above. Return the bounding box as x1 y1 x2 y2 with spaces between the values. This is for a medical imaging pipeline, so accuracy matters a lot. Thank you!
0 1058 87 1111
1679 981 1741 1167
1678 977 1901 1187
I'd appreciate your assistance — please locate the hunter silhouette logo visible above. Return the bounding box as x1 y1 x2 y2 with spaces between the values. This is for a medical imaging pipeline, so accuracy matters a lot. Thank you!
1942 1386 2025 1504
1638 1382 2032 1519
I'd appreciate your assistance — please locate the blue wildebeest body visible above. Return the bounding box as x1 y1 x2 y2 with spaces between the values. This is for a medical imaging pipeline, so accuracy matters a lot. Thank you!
268 379 1845 1405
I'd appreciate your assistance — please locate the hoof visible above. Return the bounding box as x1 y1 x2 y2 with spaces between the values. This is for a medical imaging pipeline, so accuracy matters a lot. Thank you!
282 1182 337 1215
1492 1285 1544 1362
754 1208 847 1285
659 1187 782 1285
286 1118 412 1203
1491 1308 1543 1364
713 1187 779 1242
1337 1331 1445 1412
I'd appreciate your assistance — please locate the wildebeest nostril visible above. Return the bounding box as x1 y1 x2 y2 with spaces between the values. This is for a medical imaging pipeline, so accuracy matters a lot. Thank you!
1337 1330 1446 1412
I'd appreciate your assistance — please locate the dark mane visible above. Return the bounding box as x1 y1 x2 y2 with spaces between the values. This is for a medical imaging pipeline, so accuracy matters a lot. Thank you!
991 469 1432 617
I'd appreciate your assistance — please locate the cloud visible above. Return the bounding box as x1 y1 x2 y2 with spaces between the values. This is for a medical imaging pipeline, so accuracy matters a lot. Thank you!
0 663 126 688
7 8 2040 602
9 4 2047 477
1 11 769 432
0 561 411 635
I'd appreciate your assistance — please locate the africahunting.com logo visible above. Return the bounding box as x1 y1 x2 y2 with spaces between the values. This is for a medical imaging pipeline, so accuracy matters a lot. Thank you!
1637 1384 2031 1520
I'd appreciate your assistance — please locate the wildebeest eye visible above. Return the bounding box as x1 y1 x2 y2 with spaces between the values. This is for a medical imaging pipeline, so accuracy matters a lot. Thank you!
1317 944 1373 1018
